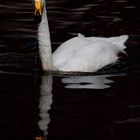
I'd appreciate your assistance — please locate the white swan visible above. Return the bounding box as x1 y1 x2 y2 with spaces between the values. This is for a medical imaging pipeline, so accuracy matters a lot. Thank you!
34 0 129 73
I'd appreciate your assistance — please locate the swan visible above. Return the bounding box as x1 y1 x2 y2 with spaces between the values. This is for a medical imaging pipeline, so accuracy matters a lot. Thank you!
33 0 129 73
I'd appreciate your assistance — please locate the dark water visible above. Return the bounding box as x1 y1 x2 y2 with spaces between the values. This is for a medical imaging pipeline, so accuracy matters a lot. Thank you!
0 0 140 140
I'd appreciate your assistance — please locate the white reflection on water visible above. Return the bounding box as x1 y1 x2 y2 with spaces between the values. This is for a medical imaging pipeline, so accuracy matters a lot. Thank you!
62 75 116 89
38 76 53 138
37 74 123 138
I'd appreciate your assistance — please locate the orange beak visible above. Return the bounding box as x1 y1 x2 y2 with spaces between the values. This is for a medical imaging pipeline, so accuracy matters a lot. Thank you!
34 0 43 16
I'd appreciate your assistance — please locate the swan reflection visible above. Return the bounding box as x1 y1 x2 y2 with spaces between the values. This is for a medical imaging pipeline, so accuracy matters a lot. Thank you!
37 74 122 140
38 76 53 139
62 75 116 89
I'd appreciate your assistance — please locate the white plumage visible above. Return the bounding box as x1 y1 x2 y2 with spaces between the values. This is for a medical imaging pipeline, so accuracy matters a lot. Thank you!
37 1 129 73
53 33 128 72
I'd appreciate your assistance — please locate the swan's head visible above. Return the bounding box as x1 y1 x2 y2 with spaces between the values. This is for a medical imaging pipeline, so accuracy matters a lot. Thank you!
33 0 44 23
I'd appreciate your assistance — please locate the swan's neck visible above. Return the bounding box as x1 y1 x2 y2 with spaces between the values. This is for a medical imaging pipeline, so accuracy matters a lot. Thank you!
38 4 53 71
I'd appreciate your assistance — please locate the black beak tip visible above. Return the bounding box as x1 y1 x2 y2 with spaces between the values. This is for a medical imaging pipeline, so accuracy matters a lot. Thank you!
34 11 42 24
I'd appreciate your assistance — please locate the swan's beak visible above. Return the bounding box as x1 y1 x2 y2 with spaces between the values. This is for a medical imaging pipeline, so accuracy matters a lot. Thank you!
34 0 42 23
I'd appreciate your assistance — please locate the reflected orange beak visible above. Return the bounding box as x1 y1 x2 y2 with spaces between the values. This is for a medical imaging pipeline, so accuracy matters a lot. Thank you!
34 0 43 16
35 136 44 140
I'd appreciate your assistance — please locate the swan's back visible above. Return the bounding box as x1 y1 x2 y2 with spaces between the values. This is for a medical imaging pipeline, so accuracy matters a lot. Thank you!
87 35 128 49
53 34 129 72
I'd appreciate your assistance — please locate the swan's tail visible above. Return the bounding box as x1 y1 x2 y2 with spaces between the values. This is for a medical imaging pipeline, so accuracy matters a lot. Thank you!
110 35 129 49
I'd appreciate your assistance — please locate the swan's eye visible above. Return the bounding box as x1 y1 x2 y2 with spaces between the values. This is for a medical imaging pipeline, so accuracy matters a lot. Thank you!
34 11 42 24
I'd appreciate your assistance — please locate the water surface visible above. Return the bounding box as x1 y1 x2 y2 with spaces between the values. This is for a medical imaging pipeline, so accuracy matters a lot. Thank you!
0 0 140 140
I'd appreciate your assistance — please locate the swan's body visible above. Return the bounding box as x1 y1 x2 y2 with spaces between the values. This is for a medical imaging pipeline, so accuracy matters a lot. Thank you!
53 34 128 72
35 0 129 73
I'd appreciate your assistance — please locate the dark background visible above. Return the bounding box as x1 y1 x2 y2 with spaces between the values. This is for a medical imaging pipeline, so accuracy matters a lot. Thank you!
0 0 140 140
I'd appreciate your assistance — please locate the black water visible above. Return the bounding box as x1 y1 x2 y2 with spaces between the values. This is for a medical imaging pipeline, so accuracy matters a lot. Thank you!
0 0 140 140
